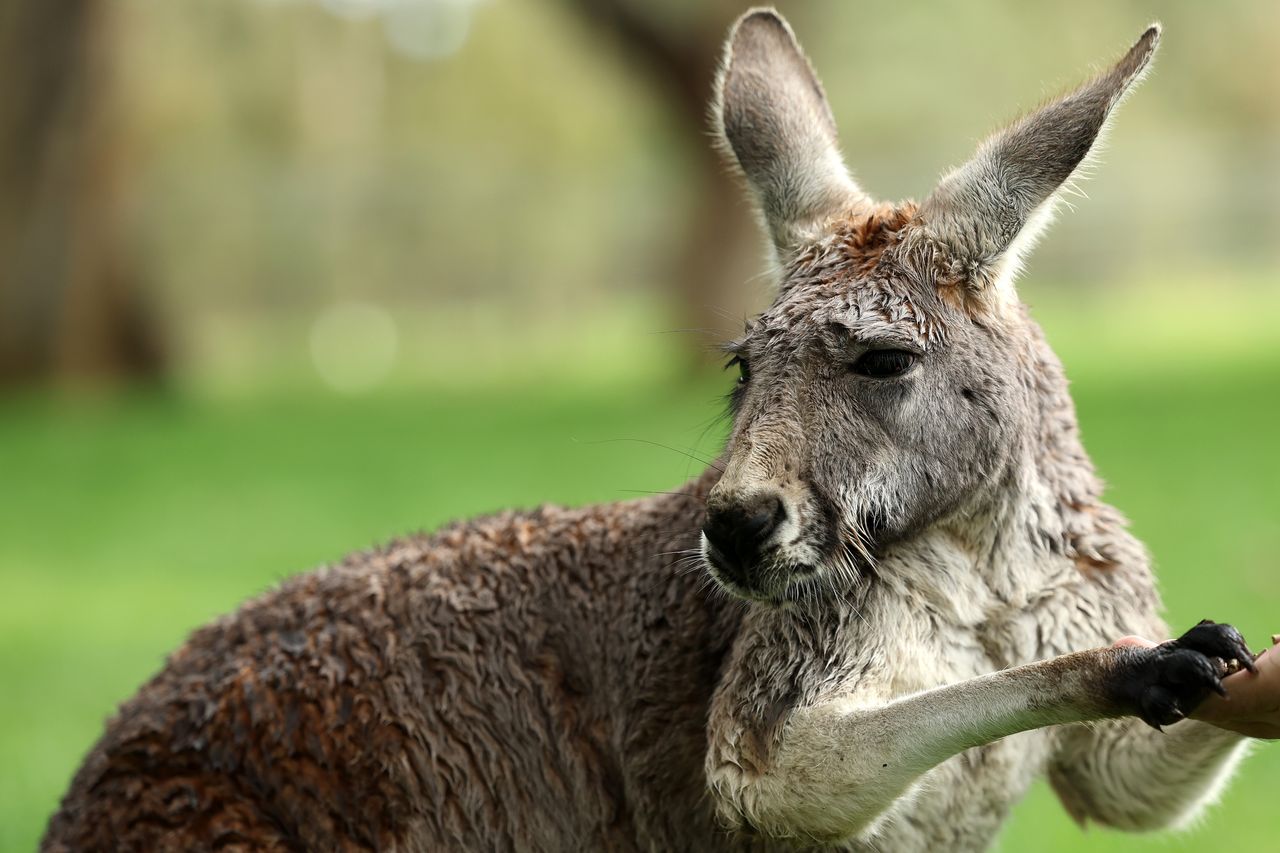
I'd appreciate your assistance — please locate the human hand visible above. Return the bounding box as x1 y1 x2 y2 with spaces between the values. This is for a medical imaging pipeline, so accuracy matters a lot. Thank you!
1191 633 1280 740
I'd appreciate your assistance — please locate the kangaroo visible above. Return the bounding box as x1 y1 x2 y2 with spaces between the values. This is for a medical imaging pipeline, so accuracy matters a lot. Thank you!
45 8 1275 852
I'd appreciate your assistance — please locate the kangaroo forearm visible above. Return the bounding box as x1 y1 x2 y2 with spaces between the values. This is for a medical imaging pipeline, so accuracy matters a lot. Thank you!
1051 719 1248 831
716 649 1121 841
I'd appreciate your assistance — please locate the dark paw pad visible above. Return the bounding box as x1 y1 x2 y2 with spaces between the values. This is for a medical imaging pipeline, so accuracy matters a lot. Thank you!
1115 620 1256 730
1175 619 1257 676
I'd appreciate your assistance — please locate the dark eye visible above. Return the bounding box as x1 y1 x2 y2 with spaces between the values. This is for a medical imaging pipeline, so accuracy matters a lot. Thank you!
850 349 918 378
729 356 750 385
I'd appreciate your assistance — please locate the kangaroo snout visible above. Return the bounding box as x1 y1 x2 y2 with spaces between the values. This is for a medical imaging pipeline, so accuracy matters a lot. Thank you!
702 490 788 589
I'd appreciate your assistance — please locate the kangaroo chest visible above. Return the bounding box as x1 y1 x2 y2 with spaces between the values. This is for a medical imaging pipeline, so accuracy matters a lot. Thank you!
797 569 1057 851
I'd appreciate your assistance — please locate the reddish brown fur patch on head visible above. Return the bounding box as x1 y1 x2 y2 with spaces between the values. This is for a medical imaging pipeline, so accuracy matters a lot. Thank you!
829 202 919 277
760 200 958 353
934 272 975 316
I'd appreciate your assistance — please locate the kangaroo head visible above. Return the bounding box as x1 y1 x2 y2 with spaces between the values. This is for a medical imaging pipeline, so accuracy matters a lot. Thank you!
701 9 1159 604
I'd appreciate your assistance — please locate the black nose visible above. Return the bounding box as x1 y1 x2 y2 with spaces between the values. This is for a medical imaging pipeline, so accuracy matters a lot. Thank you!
703 493 786 580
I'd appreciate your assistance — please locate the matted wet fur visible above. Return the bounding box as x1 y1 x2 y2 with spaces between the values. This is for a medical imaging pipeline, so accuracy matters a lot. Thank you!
45 9 1260 852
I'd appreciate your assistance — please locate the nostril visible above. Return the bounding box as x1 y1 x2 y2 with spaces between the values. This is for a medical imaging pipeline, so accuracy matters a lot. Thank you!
702 514 738 561
703 493 787 571
741 494 785 546
740 509 773 541
762 494 786 532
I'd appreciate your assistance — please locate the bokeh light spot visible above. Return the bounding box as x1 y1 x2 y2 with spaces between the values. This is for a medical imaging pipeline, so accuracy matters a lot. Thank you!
317 0 384 22
383 0 476 61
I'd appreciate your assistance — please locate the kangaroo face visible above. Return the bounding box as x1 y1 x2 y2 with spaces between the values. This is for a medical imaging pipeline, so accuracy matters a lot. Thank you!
703 207 1029 603
701 12 1158 603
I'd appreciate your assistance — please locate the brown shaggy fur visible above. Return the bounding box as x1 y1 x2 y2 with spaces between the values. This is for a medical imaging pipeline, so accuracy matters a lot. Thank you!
43 481 753 851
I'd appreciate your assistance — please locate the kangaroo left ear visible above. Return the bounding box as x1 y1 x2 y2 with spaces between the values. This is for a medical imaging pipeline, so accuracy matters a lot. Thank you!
713 9 869 261
919 25 1161 303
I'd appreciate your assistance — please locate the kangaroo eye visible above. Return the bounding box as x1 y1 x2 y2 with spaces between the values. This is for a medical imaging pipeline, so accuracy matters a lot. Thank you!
726 354 751 385
851 349 917 378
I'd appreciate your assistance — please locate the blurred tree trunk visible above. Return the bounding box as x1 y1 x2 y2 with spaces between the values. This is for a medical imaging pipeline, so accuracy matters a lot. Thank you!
571 0 763 367
0 0 163 388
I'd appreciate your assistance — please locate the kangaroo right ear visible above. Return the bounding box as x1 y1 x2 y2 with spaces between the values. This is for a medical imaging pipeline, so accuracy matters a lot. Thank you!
713 9 868 260
919 25 1161 307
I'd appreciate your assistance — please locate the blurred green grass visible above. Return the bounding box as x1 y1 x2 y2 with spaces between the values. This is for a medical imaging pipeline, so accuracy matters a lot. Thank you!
3 308 1279 850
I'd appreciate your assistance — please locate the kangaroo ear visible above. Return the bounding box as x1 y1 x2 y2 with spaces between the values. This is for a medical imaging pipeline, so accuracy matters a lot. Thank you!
919 25 1161 302
713 9 868 259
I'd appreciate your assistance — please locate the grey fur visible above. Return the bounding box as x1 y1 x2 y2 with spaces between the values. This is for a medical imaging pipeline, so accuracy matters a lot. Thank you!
45 9 1254 853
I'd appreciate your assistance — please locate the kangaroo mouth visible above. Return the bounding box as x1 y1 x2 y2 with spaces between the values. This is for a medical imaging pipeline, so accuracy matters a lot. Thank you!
701 522 879 606
698 480 877 605
701 537 836 606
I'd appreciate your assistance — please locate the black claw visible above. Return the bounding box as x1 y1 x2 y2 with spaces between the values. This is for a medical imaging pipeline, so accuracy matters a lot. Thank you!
1111 619 1253 728
1177 619 1257 674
